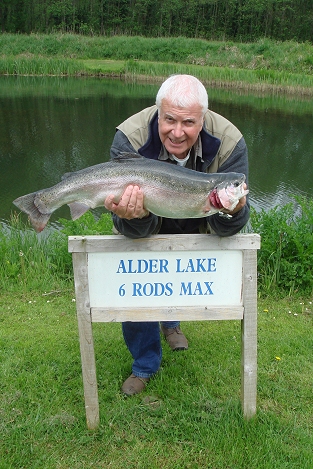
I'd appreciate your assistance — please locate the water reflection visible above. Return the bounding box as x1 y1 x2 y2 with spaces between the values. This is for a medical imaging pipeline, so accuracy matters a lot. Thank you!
209 97 312 211
0 76 312 225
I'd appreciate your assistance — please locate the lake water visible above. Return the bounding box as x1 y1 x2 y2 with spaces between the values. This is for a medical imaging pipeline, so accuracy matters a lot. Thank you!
1 75 312 226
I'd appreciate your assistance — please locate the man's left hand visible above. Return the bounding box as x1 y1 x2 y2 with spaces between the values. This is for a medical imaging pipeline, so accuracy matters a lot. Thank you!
222 183 248 216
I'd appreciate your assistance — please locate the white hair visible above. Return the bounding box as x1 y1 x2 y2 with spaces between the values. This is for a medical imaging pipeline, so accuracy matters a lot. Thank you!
156 75 208 116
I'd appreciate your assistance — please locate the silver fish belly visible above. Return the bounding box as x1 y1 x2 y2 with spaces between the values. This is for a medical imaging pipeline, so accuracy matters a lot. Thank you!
13 153 248 232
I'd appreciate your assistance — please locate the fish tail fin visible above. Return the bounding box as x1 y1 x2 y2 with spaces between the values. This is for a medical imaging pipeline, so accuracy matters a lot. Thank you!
13 193 51 233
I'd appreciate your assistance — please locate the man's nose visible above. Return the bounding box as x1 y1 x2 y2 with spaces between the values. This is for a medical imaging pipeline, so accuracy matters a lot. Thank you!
172 122 184 138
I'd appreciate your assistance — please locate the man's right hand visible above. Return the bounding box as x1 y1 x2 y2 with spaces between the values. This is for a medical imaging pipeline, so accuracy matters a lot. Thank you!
104 185 149 220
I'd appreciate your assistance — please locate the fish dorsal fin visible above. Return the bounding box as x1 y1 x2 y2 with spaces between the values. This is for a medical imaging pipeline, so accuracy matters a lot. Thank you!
61 172 73 180
112 152 144 163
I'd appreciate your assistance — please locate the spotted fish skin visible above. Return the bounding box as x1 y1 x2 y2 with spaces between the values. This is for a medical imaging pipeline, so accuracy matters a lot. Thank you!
13 153 248 232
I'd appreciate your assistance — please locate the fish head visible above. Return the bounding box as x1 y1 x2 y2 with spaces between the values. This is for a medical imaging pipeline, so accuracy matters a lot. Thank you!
208 173 249 212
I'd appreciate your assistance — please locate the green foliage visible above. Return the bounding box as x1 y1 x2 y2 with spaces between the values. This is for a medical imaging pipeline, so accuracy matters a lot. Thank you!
58 211 113 236
0 55 83 76
0 214 68 291
123 60 313 92
1 35 313 94
0 216 60 288
1 34 313 76
250 196 313 296
53 212 114 277
1 201 312 297
1 0 313 43
0 212 113 291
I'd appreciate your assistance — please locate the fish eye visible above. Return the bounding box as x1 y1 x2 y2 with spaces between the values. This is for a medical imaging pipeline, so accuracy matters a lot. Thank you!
234 181 240 187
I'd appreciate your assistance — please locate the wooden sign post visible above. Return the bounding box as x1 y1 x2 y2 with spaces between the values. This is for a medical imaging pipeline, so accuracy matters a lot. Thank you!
68 233 260 429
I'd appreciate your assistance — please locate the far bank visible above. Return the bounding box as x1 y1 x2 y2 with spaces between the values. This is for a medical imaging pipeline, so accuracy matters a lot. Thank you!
0 34 312 95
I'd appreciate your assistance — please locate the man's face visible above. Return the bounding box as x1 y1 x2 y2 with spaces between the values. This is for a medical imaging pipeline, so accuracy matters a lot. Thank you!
158 98 204 159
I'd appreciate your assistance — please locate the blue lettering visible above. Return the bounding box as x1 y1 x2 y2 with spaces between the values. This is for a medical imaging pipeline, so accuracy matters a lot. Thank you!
204 281 214 295
176 257 217 273
154 283 165 296
148 260 158 274
176 259 185 273
159 259 169 273
143 283 154 296
207 258 217 272
179 281 214 296
116 260 127 274
128 259 137 273
196 258 206 272
185 259 195 272
117 258 170 273
132 283 143 296
132 282 173 297
193 282 203 295
179 282 193 295
137 259 148 273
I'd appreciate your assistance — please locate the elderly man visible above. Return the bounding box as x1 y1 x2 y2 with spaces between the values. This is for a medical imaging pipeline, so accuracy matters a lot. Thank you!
105 74 249 396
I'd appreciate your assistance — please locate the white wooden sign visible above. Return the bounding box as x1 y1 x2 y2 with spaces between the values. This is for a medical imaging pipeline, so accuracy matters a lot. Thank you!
88 249 243 308
69 233 260 429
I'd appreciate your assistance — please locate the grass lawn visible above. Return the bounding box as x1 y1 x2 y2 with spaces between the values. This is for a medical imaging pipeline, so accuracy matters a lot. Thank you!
1 290 312 468
81 59 126 76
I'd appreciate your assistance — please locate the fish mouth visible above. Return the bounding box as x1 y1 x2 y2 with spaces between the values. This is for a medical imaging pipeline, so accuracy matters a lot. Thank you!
211 180 249 212
209 188 224 209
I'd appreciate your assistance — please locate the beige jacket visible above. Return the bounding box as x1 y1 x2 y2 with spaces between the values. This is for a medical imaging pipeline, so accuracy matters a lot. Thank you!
117 105 242 172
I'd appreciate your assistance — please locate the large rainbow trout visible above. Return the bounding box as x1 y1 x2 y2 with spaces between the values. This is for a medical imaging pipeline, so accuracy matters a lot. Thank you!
13 153 248 232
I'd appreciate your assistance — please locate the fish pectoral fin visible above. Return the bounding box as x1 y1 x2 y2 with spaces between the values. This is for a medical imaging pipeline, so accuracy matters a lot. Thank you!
68 202 90 220
204 208 219 216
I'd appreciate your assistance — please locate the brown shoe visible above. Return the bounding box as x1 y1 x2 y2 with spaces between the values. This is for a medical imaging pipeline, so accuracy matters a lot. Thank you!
161 325 188 351
121 373 150 396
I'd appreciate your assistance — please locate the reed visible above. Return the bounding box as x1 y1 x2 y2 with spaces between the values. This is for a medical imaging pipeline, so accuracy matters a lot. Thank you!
0 34 312 93
1 34 313 75
0 212 114 292
0 55 83 76
2 196 312 297
249 196 313 296
123 60 313 94
0 214 65 292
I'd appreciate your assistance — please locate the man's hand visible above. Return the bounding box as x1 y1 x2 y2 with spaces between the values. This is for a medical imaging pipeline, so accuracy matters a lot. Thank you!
225 183 248 215
104 185 149 220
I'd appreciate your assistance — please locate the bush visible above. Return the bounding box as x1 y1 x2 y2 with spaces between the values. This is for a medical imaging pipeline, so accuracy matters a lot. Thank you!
0 213 70 291
1 200 312 297
0 212 113 291
250 196 313 296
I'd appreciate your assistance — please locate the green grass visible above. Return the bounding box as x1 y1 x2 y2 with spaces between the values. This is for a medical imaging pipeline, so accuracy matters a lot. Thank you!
0 53 83 77
1 33 313 94
1 292 312 468
1 34 313 75
122 59 313 94
250 197 313 296
1 197 313 467
3 195 312 297
0 215 69 293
